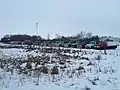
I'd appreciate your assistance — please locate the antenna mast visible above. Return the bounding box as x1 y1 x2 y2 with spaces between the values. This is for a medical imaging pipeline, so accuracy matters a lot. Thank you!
36 23 39 36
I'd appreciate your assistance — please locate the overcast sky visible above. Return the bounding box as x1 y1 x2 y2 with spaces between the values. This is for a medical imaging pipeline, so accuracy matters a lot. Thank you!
0 0 120 38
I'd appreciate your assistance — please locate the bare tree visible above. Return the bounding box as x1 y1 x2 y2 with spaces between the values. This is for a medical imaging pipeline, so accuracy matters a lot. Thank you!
55 33 61 39
86 32 93 38
76 31 86 39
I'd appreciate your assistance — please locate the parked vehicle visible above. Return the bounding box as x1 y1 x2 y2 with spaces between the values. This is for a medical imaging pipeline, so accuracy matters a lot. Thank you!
94 41 119 50
85 41 98 49
54 41 64 47
54 41 71 47
54 40 119 50
80 42 90 48
70 41 81 48
63 41 71 47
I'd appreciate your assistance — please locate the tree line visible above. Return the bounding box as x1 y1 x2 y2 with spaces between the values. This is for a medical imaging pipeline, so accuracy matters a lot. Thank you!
0 34 42 43
0 31 100 44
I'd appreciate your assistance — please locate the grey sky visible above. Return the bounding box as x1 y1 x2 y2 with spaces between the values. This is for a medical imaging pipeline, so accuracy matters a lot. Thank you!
0 0 120 38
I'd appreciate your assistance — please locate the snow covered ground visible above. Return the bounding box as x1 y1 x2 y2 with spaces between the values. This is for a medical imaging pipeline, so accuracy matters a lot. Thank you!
0 47 120 90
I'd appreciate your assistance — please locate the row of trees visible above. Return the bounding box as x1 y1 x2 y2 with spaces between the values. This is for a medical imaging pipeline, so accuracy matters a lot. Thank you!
54 31 93 40
53 31 99 42
75 31 93 39
1 35 42 43
0 31 99 43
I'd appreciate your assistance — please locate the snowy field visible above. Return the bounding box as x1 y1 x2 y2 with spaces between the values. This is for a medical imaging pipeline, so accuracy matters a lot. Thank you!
0 47 120 90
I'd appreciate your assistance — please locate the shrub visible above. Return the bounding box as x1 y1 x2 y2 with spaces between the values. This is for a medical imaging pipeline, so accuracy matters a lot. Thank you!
87 62 92 66
40 66 49 74
26 62 32 69
95 54 102 60
76 66 84 71
85 86 91 90
51 66 59 75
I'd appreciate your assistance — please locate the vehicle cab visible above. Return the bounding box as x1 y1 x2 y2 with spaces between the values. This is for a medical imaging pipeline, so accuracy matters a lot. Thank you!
85 41 97 49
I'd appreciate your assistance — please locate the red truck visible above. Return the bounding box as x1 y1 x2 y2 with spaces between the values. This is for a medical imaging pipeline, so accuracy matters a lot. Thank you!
80 42 90 48
94 41 119 50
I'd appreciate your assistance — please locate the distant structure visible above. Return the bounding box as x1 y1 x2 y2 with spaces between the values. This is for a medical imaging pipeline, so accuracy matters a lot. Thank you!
36 23 39 36
36 23 39 41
